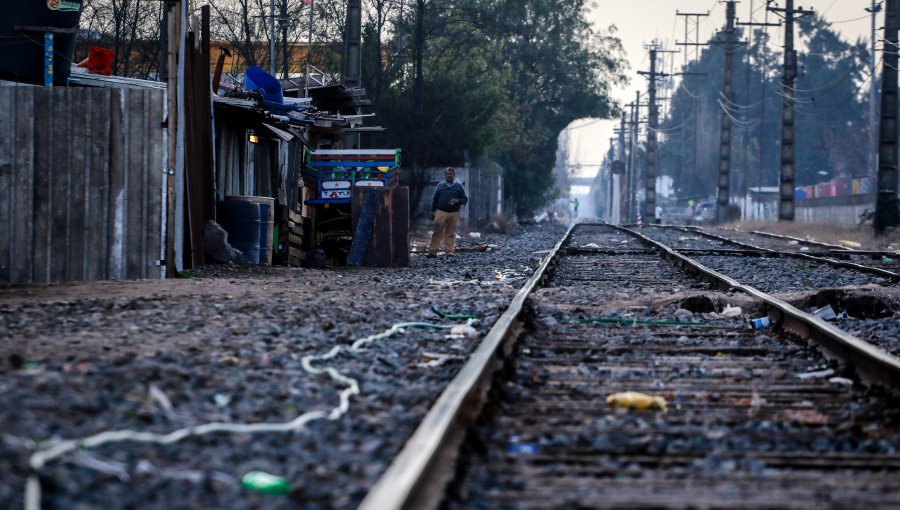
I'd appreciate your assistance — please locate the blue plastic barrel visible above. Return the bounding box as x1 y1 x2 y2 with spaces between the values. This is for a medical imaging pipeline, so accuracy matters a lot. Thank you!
217 200 261 264
226 196 274 265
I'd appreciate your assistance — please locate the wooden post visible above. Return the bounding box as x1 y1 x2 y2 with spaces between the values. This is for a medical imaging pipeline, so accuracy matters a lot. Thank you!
165 1 180 276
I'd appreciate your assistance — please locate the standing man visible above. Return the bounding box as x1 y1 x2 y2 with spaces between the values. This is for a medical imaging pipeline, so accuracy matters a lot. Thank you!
428 167 468 257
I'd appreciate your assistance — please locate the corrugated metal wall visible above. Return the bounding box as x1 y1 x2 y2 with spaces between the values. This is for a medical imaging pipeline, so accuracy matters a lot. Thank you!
0 86 166 284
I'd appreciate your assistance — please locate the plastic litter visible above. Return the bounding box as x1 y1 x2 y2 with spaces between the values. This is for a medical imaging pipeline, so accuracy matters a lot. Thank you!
447 324 478 338
606 391 667 412
213 394 232 407
582 243 601 249
720 305 742 318
796 368 835 380
506 443 540 454
241 470 290 495
750 316 770 329
812 304 837 321
673 308 694 322
838 240 862 249
828 377 854 386
469 232 482 238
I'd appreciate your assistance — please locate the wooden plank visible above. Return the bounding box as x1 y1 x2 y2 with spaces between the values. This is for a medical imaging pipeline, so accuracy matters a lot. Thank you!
29 87 50 284
125 89 146 278
365 188 392 267
391 186 410 267
0 89 12 283
12 88 36 283
66 88 88 282
145 90 165 279
85 88 111 281
288 232 302 246
347 188 378 267
107 88 126 279
49 87 70 282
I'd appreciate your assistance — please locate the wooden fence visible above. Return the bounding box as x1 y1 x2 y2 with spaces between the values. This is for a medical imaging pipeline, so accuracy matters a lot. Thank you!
0 86 166 284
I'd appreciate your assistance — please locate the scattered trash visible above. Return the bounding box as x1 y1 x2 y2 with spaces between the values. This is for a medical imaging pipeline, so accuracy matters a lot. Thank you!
506 442 540 454
883 256 895 263
494 272 507 281
673 308 694 322
796 368 835 380
213 394 232 407
799 247 810 252
469 232 482 239
581 243 600 249
748 387 765 417
812 304 837 321
606 391 667 411
828 377 854 386
241 470 291 495
750 316 770 329
775 408 828 426
836 311 850 320
447 324 478 338
416 352 454 368
71 451 130 482
720 305 742 318
148 384 173 412
838 240 862 249
219 354 240 365
787 240 799 245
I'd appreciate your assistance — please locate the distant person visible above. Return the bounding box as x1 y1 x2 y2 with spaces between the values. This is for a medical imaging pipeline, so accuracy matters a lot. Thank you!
654 205 662 224
570 197 580 218
428 167 468 257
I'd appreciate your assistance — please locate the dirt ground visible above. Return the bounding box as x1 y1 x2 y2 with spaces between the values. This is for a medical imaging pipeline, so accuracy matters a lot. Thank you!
724 220 900 251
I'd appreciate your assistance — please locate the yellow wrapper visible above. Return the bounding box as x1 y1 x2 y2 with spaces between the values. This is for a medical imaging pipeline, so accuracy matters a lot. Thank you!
606 391 667 411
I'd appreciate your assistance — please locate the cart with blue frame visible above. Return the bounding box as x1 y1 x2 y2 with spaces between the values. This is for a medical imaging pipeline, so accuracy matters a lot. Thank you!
303 149 401 263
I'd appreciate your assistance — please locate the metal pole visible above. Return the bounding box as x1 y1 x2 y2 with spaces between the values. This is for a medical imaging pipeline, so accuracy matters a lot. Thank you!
305 1 313 97
281 0 288 79
269 0 276 75
876 0 900 233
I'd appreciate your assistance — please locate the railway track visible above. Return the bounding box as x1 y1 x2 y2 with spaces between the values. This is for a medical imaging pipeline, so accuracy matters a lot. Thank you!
360 223 900 510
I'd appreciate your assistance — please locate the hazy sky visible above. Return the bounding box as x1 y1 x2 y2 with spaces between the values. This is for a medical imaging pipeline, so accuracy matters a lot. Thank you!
568 0 878 176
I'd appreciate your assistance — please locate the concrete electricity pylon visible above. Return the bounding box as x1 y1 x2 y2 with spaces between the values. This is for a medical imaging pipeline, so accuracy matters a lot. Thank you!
876 0 900 233
768 0 814 221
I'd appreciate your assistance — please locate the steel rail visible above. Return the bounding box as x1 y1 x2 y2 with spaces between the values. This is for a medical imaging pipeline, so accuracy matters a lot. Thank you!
748 229 856 251
622 225 900 392
357 225 574 510
667 225 900 282
360 223 900 510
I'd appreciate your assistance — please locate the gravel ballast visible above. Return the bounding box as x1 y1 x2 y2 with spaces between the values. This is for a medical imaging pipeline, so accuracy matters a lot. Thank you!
0 223 565 509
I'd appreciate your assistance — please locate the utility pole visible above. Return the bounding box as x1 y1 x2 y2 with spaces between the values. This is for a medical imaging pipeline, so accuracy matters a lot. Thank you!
618 115 627 223
638 46 677 222
739 8 781 216
715 1 744 224
269 0 276 75
627 92 641 222
868 1 884 182
876 0 900 233
281 0 289 79
676 11 710 68
676 11 709 200
768 0 813 221
342 0 362 87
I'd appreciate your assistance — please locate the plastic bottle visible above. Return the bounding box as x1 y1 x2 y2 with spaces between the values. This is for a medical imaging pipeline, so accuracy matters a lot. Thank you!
241 471 290 495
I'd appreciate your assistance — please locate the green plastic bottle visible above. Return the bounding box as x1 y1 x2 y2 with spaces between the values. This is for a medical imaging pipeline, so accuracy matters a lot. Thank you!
241 470 291 495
